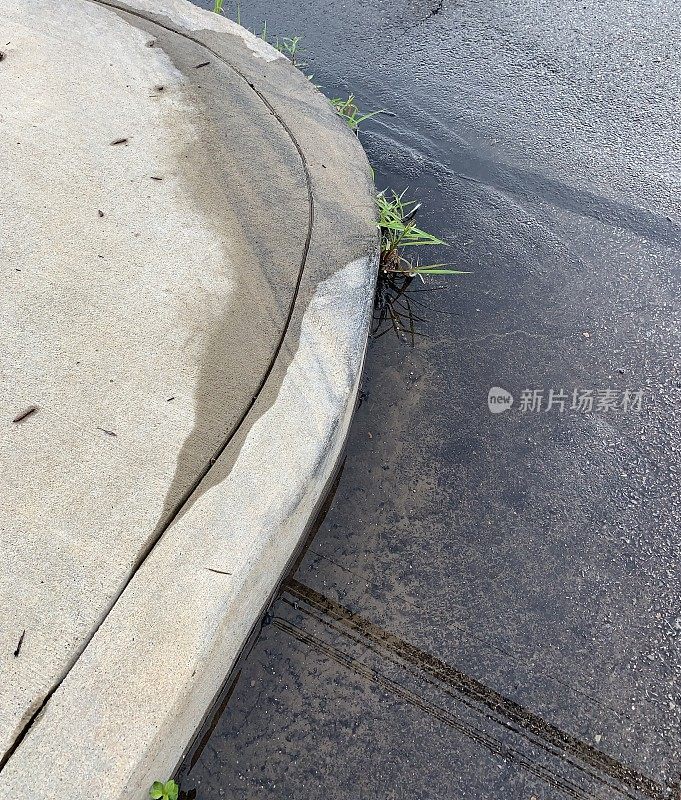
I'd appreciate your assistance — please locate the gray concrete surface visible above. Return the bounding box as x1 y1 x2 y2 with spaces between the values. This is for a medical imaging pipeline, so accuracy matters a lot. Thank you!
0 1 377 797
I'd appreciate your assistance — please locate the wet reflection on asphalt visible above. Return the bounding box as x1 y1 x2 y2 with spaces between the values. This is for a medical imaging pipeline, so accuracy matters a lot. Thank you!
182 0 680 797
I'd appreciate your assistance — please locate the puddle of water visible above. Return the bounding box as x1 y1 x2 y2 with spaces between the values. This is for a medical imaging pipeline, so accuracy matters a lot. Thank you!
179 1 680 798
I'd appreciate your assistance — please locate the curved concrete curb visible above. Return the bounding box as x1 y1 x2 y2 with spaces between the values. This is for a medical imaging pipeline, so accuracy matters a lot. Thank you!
0 1 377 797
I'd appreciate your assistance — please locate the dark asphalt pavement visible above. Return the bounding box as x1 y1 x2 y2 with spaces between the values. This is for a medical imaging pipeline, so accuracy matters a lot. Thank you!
181 1 680 797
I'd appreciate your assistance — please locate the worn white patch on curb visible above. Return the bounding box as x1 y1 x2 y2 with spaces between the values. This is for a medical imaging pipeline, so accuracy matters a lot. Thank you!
205 255 373 528
122 0 284 61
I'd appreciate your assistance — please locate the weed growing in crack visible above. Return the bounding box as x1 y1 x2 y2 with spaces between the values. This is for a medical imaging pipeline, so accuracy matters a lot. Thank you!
149 779 179 800
275 36 307 69
330 94 386 132
212 0 241 23
373 191 467 343
377 190 456 276
221 12 311 74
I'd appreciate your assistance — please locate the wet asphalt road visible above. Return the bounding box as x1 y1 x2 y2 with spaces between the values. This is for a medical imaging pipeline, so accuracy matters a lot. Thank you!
182 1 680 798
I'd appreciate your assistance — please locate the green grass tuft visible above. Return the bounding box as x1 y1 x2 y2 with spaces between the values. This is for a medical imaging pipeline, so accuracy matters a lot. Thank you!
377 190 466 277
330 94 385 132
275 36 307 69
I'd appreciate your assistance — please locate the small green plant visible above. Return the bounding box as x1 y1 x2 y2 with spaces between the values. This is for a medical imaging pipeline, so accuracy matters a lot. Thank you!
373 191 466 343
275 36 306 69
149 779 179 800
330 94 384 132
377 190 463 276
208 2 315 82
211 0 240 22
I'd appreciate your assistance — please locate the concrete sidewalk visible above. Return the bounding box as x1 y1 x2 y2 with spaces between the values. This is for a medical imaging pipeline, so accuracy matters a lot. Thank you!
0 1 377 797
